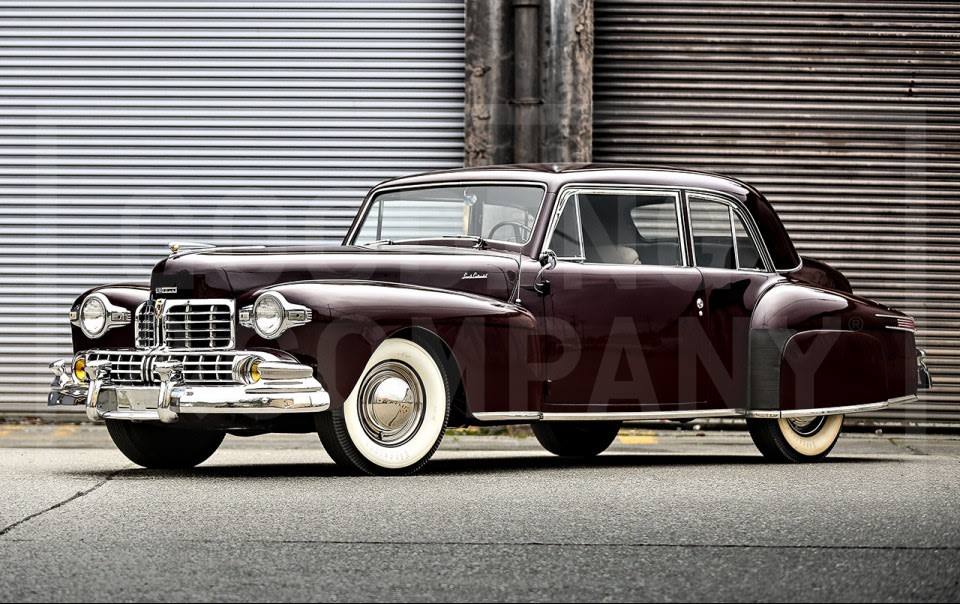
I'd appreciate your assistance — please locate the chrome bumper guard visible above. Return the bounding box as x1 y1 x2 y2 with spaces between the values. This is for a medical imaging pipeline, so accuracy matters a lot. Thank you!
49 353 329 423
918 349 933 390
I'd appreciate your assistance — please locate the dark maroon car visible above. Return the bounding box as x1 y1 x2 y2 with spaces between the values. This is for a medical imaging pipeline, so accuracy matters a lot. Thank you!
50 164 931 474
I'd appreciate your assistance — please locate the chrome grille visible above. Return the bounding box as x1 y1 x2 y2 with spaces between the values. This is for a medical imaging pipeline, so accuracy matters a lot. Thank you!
163 301 234 349
135 299 235 350
87 351 237 386
88 351 144 384
135 303 157 348
157 353 235 384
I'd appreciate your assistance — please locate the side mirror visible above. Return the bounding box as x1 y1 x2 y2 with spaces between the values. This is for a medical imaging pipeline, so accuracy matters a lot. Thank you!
532 250 557 296
538 250 558 271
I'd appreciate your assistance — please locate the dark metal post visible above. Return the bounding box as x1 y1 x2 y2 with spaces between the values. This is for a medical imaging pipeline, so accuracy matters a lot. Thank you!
541 0 593 163
512 0 542 163
464 0 513 166
465 0 592 165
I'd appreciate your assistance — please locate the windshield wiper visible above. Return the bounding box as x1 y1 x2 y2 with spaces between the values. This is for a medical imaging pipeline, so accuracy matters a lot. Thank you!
387 235 487 249
441 235 486 249
362 239 394 247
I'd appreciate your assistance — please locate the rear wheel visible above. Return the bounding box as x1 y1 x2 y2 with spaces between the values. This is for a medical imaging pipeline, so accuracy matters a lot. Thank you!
747 414 843 463
105 420 224 469
316 338 450 475
532 421 622 457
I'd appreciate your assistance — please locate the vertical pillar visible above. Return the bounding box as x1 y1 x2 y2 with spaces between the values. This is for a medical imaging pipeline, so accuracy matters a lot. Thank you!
464 0 593 166
512 0 542 163
541 0 594 163
464 0 513 167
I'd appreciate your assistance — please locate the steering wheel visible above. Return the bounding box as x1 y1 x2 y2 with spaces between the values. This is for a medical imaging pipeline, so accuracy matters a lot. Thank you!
487 220 533 242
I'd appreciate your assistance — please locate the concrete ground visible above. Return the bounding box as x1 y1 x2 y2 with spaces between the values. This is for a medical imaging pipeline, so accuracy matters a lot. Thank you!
0 424 958 602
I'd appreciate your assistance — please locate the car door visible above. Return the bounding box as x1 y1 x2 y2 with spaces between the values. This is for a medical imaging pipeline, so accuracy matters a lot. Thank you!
540 187 706 414
685 192 779 409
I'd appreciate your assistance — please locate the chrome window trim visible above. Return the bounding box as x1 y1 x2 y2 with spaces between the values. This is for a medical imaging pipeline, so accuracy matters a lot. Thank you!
345 180 550 248
546 191 586 261
685 191 774 273
71 292 131 339
542 185 690 267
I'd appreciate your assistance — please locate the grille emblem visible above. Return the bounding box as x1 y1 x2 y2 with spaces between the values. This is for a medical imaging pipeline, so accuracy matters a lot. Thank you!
154 299 164 317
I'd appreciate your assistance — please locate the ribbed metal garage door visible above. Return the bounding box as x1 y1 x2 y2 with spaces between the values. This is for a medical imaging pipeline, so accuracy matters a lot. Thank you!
0 1 465 411
594 0 960 421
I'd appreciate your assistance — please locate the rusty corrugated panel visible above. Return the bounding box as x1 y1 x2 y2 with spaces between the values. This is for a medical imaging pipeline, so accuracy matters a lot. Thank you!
594 0 960 420
0 1 465 410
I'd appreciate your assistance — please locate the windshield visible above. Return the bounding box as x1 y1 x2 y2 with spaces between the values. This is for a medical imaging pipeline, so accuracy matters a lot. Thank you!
351 184 546 246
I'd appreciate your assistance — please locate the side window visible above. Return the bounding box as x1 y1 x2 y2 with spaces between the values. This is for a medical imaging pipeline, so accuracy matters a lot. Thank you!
547 195 584 259
689 198 735 269
732 211 764 270
578 192 682 265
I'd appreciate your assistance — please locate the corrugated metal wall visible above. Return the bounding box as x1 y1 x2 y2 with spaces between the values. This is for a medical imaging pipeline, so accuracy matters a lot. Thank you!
0 1 465 410
593 0 960 420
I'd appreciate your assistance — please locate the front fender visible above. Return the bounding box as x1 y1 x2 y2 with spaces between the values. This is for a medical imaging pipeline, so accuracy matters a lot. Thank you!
70 284 150 351
239 281 543 412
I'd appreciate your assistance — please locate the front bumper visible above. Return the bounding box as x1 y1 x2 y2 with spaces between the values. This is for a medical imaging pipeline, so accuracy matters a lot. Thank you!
49 350 330 423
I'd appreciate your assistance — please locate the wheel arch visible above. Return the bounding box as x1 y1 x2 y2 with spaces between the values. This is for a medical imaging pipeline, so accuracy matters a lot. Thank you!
387 325 470 427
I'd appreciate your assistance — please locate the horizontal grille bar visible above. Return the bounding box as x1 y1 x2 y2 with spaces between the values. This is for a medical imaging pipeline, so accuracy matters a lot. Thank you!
87 350 239 386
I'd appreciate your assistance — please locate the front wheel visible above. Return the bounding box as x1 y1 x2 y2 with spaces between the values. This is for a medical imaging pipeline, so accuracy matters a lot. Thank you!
747 414 843 463
532 421 622 457
105 420 224 469
316 338 451 475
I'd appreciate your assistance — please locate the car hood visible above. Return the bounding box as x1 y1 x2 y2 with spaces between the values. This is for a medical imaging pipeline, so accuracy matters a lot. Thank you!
150 245 522 303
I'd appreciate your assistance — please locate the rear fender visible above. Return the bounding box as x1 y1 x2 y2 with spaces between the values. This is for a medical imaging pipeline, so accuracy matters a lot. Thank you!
750 283 916 412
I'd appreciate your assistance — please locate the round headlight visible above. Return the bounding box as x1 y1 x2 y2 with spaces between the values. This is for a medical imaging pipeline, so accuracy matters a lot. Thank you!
253 295 284 338
79 296 107 338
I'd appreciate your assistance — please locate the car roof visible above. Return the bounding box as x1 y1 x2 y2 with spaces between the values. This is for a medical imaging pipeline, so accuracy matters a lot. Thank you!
372 163 754 199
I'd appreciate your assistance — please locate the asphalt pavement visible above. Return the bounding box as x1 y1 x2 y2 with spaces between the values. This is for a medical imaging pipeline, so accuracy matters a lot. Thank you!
0 423 958 602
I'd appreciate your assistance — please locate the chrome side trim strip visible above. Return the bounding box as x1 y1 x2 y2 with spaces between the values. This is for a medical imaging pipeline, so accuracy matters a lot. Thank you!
746 395 919 419
472 411 543 422
473 396 920 423
540 408 742 421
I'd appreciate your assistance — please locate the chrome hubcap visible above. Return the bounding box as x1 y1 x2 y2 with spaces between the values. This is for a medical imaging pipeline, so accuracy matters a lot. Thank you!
785 415 827 437
357 361 424 447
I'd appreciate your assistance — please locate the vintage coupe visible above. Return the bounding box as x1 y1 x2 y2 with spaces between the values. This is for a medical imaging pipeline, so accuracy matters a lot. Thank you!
50 165 931 474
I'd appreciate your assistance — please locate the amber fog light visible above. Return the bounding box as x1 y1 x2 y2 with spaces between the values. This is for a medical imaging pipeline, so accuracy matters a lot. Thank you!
73 357 87 382
234 356 263 384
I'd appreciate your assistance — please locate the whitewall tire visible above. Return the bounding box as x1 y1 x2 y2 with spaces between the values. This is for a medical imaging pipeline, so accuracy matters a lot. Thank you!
316 338 450 475
747 414 843 463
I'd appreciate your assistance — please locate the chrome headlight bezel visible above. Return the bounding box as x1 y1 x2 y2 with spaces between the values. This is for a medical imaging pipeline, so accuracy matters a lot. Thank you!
71 293 132 339
239 292 313 340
